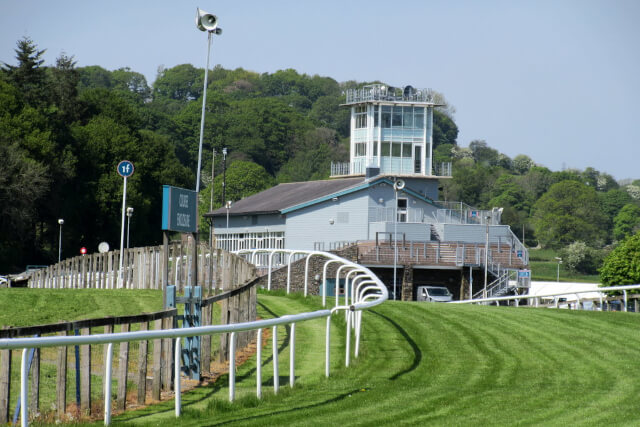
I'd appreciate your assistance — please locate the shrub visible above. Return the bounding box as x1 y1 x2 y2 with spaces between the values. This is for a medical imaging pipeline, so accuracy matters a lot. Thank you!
559 242 604 275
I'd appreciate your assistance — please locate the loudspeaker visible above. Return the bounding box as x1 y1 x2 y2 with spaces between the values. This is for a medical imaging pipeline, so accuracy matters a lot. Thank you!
196 7 218 32
394 180 405 191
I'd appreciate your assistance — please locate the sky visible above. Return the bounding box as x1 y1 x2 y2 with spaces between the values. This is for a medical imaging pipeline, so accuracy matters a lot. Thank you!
2 0 639 181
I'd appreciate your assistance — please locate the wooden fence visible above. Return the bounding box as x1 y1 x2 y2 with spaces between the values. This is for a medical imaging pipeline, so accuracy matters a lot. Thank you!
2 248 259 424
0 309 177 422
27 244 246 294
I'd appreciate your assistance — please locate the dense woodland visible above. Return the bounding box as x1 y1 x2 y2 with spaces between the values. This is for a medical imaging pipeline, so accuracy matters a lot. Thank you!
1 37 639 276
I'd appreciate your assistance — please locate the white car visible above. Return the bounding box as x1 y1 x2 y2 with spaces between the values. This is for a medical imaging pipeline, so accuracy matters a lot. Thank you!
417 285 453 302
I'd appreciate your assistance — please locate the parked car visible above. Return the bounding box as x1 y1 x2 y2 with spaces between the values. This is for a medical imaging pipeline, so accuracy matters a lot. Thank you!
416 285 453 302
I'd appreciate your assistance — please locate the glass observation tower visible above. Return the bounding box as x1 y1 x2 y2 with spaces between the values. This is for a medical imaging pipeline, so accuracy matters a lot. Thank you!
332 84 451 178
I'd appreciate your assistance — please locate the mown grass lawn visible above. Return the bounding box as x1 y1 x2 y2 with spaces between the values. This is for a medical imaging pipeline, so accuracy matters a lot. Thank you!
104 294 640 426
528 248 600 283
0 289 163 327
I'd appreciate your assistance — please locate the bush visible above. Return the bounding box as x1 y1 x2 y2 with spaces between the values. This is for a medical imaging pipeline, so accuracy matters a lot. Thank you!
600 232 640 287
559 242 604 275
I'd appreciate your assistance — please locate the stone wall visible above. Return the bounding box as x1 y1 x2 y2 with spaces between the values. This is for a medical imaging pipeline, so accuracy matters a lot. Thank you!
255 245 359 295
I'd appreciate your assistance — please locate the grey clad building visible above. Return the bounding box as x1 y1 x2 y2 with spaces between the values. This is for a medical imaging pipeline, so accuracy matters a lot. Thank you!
206 84 529 301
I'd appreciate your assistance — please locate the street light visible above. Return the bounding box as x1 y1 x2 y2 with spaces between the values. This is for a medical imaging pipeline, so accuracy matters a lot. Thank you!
58 219 64 263
126 207 134 249
195 8 222 195
483 214 490 299
393 179 405 301
222 147 228 206
555 257 562 282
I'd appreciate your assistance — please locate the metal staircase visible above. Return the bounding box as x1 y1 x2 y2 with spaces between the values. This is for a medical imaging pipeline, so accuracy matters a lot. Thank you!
472 270 512 300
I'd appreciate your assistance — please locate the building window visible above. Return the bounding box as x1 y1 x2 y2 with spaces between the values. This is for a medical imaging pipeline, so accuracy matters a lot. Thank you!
355 105 367 128
355 142 366 157
216 231 285 253
381 106 391 128
381 142 391 156
415 107 425 129
392 107 402 128
397 198 408 223
374 105 379 127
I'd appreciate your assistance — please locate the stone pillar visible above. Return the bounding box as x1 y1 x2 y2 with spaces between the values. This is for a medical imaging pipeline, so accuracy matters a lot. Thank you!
460 271 470 300
401 265 413 301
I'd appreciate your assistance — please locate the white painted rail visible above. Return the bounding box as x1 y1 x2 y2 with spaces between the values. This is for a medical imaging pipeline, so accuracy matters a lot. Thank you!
453 284 640 309
0 249 387 427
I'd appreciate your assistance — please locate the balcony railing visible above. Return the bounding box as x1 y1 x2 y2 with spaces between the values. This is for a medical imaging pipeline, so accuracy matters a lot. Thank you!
345 84 434 104
330 161 452 178
369 207 426 223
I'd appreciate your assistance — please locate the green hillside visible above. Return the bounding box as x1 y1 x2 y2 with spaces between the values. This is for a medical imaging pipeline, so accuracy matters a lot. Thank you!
111 294 640 426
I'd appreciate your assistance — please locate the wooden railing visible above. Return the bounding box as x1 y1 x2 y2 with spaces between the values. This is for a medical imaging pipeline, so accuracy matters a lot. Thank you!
1 248 259 424
27 244 248 294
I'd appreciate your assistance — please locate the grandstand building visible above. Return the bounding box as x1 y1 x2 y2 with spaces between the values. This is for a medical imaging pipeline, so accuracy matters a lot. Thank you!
206 85 529 301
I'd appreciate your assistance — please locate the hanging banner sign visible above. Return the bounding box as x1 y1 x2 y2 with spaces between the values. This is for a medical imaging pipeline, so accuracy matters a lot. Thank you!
162 185 197 233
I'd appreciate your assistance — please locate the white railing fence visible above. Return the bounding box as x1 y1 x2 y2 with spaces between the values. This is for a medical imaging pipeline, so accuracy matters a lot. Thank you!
454 284 640 310
0 249 387 427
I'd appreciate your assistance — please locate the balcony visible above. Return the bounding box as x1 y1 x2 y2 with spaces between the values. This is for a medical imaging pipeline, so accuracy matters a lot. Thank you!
345 84 434 105
330 161 452 178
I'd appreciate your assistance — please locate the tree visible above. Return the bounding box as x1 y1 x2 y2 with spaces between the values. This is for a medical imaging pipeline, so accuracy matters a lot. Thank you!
277 127 347 183
2 37 48 108
0 142 49 272
559 241 603 274
613 204 640 241
532 180 608 248
469 140 501 167
199 160 275 234
153 64 203 101
49 53 81 122
512 154 534 175
600 232 640 287
598 188 634 234
432 110 458 149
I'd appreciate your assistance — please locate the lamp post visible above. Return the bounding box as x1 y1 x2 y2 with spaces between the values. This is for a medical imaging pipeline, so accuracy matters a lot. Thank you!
483 214 490 299
194 7 222 297
126 207 134 249
195 9 222 195
58 219 64 263
209 148 216 249
392 180 405 301
226 200 232 229
555 257 562 282
222 147 228 206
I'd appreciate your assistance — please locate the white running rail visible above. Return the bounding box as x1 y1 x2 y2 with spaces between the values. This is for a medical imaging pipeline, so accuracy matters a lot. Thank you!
454 284 640 309
0 249 387 427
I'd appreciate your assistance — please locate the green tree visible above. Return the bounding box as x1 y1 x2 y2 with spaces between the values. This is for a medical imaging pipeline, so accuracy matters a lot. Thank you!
153 64 203 101
532 180 608 248
49 53 81 122
512 154 534 175
2 37 48 108
559 241 603 274
0 142 50 272
600 232 640 287
432 110 458 149
199 160 275 234
613 204 640 241
277 127 347 183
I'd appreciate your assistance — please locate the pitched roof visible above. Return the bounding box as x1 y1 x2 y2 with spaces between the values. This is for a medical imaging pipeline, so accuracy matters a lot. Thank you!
205 177 365 217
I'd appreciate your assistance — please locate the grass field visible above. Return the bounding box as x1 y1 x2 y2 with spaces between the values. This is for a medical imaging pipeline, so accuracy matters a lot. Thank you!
529 248 600 283
0 289 163 327
113 294 640 426
6 290 640 425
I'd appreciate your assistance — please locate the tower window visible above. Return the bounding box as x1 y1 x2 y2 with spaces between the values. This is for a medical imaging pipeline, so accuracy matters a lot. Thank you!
355 105 367 128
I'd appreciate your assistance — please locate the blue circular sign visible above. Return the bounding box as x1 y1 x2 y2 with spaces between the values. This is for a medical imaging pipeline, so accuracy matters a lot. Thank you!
117 160 135 178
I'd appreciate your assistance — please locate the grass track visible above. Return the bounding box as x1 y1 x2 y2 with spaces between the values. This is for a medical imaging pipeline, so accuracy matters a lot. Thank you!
98 295 640 426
